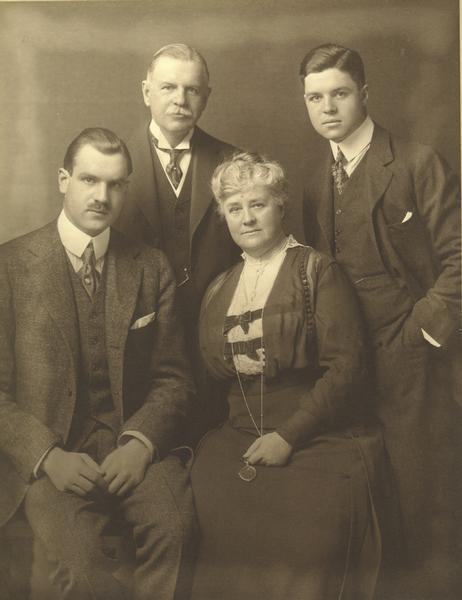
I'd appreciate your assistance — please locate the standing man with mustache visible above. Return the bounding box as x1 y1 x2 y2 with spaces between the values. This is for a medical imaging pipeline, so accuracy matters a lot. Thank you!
116 43 240 436
300 43 461 600
0 128 196 599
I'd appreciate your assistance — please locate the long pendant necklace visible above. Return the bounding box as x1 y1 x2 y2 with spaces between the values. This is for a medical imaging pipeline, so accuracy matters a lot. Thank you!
231 304 265 483
228 238 288 483
234 354 264 483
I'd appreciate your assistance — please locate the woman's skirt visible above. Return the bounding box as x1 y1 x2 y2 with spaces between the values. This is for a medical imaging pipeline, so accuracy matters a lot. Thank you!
190 421 387 600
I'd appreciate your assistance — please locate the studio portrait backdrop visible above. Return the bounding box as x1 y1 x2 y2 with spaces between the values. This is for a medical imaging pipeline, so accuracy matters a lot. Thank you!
0 0 459 244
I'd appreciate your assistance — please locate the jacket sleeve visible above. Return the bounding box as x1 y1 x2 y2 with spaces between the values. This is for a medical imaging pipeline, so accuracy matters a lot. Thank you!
0 251 61 481
120 251 195 458
407 149 461 346
277 258 367 447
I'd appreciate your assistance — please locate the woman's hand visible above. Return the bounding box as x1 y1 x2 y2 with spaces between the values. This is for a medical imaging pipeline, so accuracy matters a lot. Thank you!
243 432 293 467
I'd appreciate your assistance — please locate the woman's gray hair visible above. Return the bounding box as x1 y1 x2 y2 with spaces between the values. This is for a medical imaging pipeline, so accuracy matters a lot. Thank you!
211 151 289 214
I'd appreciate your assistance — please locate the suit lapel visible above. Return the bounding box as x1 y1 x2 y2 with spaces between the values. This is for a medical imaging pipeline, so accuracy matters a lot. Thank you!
364 124 394 214
130 124 162 244
362 124 395 259
28 223 79 372
189 128 216 244
104 231 143 412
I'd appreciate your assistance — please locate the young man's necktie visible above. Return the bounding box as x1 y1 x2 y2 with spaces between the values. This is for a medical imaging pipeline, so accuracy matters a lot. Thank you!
80 241 100 299
331 148 348 194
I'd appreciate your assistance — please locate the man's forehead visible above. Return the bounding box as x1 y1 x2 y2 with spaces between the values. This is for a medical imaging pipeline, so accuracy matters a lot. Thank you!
72 145 127 175
304 68 357 90
150 56 208 82
73 144 107 166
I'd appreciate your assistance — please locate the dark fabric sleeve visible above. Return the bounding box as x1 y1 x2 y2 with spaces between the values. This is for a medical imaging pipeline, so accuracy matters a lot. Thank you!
277 260 366 447
121 251 195 458
407 149 461 345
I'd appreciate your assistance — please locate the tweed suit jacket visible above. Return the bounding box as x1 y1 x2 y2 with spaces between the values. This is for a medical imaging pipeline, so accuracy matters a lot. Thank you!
303 123 461 348
0 221 194 527
115 124 241 306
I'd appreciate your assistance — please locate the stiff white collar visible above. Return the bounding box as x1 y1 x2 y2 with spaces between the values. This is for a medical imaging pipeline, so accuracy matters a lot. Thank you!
330 115 374 162
149 119 194 150
57 210 110 260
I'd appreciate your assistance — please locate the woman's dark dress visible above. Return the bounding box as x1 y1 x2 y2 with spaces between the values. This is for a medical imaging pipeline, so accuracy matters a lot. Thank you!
191 245 387 600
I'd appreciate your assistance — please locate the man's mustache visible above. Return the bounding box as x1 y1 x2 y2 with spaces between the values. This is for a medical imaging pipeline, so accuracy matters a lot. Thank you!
87 203 108 213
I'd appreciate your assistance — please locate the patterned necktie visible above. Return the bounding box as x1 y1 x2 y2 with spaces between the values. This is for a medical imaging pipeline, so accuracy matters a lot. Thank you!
163 148 185 189
151 135 186 189
331 148 348 195
80 242 100 300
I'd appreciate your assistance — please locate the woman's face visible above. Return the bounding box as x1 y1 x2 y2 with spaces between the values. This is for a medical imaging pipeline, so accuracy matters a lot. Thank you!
221 186 285 258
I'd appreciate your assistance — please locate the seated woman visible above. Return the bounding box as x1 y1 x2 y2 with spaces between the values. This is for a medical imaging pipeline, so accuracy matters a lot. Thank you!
190 152 388 600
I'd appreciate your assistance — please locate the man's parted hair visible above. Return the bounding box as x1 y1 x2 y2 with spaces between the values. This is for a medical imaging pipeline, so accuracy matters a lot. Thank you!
299 43 366 89
211 151 289 215
147 43 209 82
63 127 132 175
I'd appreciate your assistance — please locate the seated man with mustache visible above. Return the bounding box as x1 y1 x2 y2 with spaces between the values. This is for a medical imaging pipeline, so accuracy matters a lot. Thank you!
0 127 196 600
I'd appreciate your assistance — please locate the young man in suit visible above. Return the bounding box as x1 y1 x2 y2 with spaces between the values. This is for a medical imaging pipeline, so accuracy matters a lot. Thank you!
0 128 196 600
300 43 461 599
116 43 241 436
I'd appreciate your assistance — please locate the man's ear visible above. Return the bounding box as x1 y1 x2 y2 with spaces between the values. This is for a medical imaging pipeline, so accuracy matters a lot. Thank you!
58 168 70 194
202 86 212 109
141 80 151 107
361 84 369 106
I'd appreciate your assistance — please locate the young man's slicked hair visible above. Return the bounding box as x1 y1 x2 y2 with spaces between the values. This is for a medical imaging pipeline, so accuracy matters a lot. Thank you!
63 127 133 175
299 43 366 89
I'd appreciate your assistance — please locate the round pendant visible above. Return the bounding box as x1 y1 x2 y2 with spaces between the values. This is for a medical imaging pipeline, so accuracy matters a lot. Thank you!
238 462 257 482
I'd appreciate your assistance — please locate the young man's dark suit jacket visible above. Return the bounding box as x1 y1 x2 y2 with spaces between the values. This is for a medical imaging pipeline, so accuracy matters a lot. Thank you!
115 124 241 437
0 221 194 529
303 122 461 597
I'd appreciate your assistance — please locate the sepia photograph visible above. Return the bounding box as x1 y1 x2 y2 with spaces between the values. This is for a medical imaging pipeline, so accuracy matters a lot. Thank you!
0 1 460 599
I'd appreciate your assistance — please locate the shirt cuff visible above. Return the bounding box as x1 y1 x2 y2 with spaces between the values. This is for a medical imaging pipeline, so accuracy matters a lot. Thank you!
421 328 442 348
118 431 155 462
33 444 57 479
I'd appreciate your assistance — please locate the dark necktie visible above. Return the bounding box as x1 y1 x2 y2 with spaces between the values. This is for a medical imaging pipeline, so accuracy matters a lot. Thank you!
151 135 186 189
331 148 348 195
80 242 100 300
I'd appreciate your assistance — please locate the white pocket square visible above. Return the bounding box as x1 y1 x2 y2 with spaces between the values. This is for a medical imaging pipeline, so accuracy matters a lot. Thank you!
401 211 413 223
130 312 156 330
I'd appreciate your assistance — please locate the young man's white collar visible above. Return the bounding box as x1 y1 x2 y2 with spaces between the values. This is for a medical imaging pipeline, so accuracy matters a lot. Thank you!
57 209 110 261
149 119 194 150
329 115 374 174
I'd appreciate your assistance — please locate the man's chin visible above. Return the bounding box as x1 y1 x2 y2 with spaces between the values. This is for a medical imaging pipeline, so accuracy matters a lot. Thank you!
81 218 111 236
320 128 345 142
166 118 195 131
